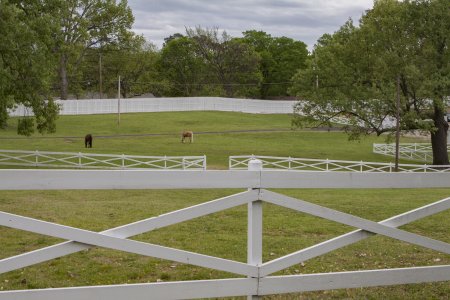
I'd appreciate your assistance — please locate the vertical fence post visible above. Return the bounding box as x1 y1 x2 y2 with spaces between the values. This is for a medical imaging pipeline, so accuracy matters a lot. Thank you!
248 159 262 300
35 150 39 166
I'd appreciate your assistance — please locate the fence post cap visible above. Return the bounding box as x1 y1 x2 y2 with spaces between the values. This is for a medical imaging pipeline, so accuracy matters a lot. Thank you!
248 159 263 171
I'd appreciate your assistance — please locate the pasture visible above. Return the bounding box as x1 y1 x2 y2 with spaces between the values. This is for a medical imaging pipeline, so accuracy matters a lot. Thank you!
0 111 448 299
0 111 424 169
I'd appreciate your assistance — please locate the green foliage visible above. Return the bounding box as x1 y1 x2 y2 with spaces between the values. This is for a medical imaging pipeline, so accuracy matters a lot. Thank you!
158 35 207 96
290 0 450 164
184 26 262 98
46 0 135 99
157 28 264 98
242 30 308 98
17 117 34 136
0 0 57 135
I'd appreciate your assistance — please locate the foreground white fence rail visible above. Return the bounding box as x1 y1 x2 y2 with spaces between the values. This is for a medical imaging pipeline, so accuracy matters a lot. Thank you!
0 149 206 170
0 166 449 299
373 143 450 162
229 155 450 172
9 97 296 116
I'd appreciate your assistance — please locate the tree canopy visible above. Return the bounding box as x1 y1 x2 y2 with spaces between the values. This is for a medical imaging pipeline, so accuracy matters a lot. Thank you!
0 0 58 135
242 30 308 99
291 0 449 164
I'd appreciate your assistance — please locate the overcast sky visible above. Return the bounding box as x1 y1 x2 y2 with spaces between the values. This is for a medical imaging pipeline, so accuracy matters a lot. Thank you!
128 0 374 51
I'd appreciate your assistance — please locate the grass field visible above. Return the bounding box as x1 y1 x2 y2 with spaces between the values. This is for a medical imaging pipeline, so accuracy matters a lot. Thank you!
0 111 426 169
0 111 448 299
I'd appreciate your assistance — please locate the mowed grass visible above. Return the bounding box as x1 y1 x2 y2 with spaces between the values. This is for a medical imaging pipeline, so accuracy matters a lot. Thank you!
0 111 448 299
0 111 424 168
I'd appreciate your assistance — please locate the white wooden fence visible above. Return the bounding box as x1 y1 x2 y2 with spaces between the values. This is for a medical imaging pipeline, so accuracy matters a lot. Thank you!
8 97 296 116
373 143 450 162
0 162 449 299
229 155 450 172
0 149 206 170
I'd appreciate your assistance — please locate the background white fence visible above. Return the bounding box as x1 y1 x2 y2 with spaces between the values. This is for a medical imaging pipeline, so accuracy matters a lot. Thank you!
229 155 450 172
0 150 206 170
9 97 297 116
0 166 449 299
373 143 450 162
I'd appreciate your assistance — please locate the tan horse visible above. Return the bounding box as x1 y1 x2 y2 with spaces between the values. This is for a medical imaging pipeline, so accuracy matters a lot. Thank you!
181 131 194 143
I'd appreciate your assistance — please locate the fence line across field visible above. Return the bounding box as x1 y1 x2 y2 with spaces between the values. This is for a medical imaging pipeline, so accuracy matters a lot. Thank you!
8 97 297 116
229 154 450 172
0 149 206 170
0 165 448 299
373 143 450 162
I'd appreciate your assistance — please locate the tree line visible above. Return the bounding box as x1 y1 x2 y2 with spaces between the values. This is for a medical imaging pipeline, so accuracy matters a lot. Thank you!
0 0 308 135
0 0 448 164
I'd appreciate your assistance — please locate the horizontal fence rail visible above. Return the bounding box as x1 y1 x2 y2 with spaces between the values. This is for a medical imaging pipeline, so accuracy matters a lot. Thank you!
373 143 450 162
0 165 448 299
2 170 450 189
0 150 206 170
229 155 450 172
8 97 297 116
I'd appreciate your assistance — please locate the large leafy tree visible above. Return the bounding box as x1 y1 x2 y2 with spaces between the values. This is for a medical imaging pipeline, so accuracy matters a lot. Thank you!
242 30 308 99
97 35 161 98
158 35 207 96
48 0 134 99
291 0 449 165
0 0 58 135
186 27 262 98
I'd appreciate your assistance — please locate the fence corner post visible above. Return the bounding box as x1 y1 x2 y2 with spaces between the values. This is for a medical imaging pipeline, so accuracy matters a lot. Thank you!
247 159 262 299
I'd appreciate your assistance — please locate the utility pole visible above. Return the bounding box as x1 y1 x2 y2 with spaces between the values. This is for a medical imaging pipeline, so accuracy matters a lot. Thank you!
99 52 103 99
395 75 401 171
117 76 121 126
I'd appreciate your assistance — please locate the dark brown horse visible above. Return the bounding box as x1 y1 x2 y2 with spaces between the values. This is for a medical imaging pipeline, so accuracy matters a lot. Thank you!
84 134 93 148
181 131 193 143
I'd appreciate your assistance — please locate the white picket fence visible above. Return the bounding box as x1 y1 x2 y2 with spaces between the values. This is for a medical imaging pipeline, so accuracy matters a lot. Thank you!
0 163 449 299
229 155 450 172
0 149 206 170
373 143 450 162
8 97 297 116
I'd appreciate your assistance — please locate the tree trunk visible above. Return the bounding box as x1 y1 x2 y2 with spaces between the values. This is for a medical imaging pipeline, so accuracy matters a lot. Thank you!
430 105 449 165
59 54 68 100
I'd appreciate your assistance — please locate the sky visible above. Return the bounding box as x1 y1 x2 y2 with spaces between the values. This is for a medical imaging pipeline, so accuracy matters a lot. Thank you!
127 0 374 51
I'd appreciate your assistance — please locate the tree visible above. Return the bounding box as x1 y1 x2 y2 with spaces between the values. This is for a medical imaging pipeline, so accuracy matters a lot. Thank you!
186 27 262 98
46 0 134 99
291 0 449 165
0 0 59 135
158 36 206 96
98 35 161 98
242 31 308 98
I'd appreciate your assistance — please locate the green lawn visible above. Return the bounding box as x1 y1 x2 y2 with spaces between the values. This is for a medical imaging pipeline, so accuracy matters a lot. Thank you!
0 111 424 169
0 112 448 299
